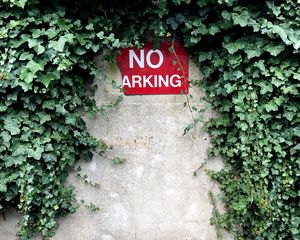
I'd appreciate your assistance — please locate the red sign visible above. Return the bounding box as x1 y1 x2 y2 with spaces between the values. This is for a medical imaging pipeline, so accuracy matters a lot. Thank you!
117 42 189 95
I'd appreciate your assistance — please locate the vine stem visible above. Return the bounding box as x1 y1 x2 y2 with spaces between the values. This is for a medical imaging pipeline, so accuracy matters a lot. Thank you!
171 34 196 124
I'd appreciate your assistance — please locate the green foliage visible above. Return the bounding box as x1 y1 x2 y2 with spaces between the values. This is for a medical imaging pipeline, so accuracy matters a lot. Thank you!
0 0 299 239
0 1 122 239
178 1 300 239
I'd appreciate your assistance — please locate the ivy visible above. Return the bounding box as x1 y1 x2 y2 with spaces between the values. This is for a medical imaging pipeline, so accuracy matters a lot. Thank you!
0 0 299 239
179 1 300 239
0 1 118 239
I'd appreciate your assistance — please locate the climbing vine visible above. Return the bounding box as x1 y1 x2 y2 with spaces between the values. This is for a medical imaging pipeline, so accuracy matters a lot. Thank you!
0 0 299 239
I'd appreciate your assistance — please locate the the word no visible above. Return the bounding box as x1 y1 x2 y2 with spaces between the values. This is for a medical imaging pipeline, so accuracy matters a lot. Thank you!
129 49 163 69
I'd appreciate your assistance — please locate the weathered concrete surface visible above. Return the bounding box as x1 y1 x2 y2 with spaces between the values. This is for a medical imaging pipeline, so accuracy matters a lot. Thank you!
0 58 231 240
0 209 20 239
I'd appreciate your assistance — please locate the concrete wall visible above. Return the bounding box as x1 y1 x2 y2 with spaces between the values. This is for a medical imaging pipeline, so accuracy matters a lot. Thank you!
0 58 230 240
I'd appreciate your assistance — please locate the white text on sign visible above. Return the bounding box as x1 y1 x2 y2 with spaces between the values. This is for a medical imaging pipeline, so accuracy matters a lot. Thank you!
124 49 183 88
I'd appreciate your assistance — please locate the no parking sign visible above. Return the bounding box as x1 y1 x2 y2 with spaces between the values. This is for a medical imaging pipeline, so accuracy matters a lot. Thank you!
117 42 189 95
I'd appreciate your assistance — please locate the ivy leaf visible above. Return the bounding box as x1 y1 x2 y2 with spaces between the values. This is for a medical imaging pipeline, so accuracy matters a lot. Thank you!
283 112 295 121
4 118 20 135
224 83 237 94
42 100 56 110
265 103 278 112
271 78 284 87
223 41 244 54
254 60 266 72
45 28 58 39
12 0 27 8
28 146 44 160
166 17 178 30
266 44 285 56
37 112 52 124
272 25 288 43
293 73 300 81
56 104 68 115
96 31 105 39
49 36 67 52
65 114 77 125
0 183 7 193
293 39 300 50
38 72 57 88
0 105 7 112
12 144 28 156
208 25 220 35
294 144 300 150
43 152 57 162
85 23 94 30
293 128 300 137
28 39 39 48
20 69 37 83
183 122 194 135
26 60 44 74
19 52 34 61
245 48 262 59
74 46 87 55
0 131 11 148
258 83 273 94
239 122 248 131
175 13 186 24
232 12 250 27
4 155 25 167
281 85 299 95
17 81 32 92
34 44 45 55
